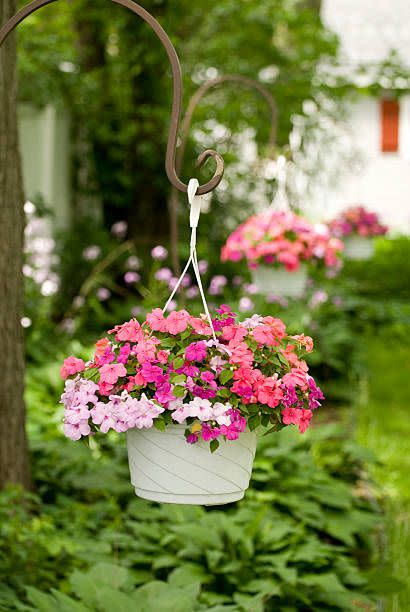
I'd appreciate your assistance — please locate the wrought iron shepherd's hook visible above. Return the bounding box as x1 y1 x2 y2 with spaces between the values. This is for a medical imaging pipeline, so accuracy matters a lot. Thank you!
0 0 225 195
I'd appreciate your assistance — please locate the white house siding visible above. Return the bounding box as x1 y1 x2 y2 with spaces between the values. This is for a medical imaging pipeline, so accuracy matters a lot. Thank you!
316 0 410 233
319 96 410 232
18 104 71 227
322 0 410 65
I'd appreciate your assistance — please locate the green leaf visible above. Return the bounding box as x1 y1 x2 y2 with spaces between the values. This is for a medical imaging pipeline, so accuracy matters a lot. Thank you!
248 414 261 431
210 439 220 453
170 373 186 384
217 388 230 398
241 578 281 597
172 357 185 370
365 568 406 595
96 587 139 612
160 337 177 349
85 563 131 590
49 590 91 612
154 419 166 432
172 385 186 398
299 572 346 593
152 554 179 570
133 581 200 612
25 588 59 612
219 369 234 384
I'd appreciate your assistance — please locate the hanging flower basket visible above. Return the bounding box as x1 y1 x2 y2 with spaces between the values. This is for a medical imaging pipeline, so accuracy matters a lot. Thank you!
59 181 324 505
328 205 388 261
221 210 343 297
60 306 324 505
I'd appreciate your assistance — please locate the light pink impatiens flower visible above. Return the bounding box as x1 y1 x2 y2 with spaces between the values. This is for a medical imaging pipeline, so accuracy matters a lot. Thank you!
99 363 127 386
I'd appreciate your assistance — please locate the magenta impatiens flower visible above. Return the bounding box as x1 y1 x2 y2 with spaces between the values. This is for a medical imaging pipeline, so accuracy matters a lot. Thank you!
185 341 207 362
60 305 324 445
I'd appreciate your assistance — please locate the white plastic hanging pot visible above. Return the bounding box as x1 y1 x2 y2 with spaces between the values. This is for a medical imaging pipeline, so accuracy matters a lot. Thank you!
127 424 257 505
343 236 374 260
251 264 307 298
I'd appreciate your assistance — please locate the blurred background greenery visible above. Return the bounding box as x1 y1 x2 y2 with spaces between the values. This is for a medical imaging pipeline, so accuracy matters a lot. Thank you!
1 0 410 610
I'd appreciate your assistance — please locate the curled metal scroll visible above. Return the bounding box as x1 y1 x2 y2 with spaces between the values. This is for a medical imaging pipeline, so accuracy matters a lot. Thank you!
169 74 277 272
176 74 277 176
0 0 225 194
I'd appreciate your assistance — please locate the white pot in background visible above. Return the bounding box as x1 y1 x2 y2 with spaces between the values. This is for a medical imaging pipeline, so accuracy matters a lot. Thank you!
343 236 374 260
127 424 257 505
251 264 307 298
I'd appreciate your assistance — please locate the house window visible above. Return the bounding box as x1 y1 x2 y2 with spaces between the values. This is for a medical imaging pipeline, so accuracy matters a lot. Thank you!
380 99 400 152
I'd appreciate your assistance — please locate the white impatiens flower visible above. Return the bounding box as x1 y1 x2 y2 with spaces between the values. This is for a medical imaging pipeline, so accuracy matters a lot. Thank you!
241 314 264 329
211 402 231 426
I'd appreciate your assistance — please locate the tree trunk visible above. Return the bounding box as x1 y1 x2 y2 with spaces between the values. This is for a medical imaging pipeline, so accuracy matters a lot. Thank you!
0 0 32 489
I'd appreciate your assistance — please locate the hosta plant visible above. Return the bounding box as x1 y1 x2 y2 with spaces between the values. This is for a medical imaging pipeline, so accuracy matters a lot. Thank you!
60 305 324 451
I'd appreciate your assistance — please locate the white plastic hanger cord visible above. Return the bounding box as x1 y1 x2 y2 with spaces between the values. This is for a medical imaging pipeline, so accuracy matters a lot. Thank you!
162 178 217 341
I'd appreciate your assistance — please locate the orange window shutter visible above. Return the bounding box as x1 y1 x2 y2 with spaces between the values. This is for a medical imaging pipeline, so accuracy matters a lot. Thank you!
381 99 400 152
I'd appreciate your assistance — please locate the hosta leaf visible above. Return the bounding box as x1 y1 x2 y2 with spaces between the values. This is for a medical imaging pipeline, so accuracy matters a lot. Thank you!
241 578 281 596
87 563 131 589
299 572 346 593
25 588 60 612
96 587 139 612
152 554 178 570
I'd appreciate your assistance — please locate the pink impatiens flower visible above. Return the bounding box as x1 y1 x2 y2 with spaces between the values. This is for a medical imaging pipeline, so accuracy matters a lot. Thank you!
63 420 91 441
99 363 127 385
282 407 313 433
90 402 116 433
164 310 190 335
60 356 85 380
109 319 143 343
282 367 309 391
256 376 284 408
146 308 167 332
228 340 254 368
190 316 213 335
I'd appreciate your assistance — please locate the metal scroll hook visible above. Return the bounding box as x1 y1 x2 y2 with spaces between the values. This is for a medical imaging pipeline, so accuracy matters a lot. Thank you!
0 0 225 195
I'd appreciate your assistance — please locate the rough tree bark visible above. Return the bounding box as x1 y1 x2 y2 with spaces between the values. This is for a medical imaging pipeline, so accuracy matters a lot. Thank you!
0 0 32 488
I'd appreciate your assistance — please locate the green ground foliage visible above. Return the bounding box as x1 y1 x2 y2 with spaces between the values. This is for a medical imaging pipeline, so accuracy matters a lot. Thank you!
357 337 410 611
0 418 381 611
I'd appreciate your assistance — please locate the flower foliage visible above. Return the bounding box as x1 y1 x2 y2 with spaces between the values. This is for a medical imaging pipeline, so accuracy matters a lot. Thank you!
328 206 388 238
221 210 343 271
60 306 324 450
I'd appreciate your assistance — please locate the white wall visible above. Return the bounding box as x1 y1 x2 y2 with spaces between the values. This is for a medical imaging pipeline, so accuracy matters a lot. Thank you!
319 96 410 233
18 104 71 227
